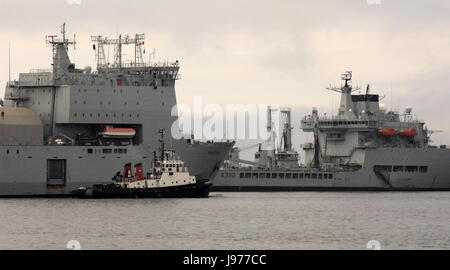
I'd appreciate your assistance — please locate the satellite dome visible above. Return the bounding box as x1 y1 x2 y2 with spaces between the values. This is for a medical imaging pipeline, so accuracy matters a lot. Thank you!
405 106 412 114
379 103 386 113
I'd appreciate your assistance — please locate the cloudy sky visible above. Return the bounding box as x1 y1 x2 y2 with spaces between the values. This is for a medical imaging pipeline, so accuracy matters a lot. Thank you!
1 0 450 154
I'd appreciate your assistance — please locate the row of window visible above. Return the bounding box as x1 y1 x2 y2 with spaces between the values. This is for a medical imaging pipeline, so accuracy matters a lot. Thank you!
73 113 140 119
374 165 428 173
74 101 141 106
87 148 128 154
77 88 142 94
318 120 377 126
220 172 334 180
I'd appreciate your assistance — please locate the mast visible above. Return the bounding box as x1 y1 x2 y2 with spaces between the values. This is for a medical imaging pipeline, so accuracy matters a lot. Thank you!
91 33 145 69
312 107 321 168
159 128 165 162
45 23 76 138
8 42 11 83
326 71 360 119
46 23 76 76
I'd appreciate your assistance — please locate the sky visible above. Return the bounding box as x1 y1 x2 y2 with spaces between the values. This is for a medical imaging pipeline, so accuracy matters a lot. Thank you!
1 0 450 158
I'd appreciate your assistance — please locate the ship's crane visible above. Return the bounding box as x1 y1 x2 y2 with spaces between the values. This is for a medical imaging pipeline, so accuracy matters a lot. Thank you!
91 33 145 69
279 108 293 152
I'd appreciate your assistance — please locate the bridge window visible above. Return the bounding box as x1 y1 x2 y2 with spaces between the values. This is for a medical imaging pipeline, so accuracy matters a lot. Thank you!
293 173 298 179
285 173 291 179
245 173 251 178
259 173 265 178
405 166 418 172
374 165 392 172
278 173 285 179
312 173 317 179
252 173 259 178
271 173 277 179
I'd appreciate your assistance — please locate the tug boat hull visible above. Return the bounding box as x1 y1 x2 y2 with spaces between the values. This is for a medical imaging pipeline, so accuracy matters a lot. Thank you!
72 179 212 199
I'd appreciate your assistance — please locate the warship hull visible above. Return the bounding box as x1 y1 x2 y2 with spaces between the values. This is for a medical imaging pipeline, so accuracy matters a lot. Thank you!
0 26 234 197
0 142 231 197
212 147 450 191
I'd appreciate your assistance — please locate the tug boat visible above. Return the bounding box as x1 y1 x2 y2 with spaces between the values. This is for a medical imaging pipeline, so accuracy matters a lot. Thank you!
72 131 212 198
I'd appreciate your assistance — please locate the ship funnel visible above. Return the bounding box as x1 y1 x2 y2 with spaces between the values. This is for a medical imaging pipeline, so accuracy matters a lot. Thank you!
123 163 132 178
134 163 144 181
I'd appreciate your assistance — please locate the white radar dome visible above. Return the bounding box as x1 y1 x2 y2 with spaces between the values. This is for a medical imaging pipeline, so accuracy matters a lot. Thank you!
405 106 412 114
379 103 386 113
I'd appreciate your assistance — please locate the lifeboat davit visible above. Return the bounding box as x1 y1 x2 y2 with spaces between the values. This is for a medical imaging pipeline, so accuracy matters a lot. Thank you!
99 125 136 138
377 128 397 136
399 128 417 137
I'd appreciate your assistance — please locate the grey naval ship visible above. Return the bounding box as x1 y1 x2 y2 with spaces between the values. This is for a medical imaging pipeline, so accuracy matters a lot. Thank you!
0 24 233 197
212 71 450 191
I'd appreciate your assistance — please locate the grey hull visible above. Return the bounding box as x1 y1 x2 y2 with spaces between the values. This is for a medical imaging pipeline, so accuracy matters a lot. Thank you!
0 141 232 197
212 147 450 191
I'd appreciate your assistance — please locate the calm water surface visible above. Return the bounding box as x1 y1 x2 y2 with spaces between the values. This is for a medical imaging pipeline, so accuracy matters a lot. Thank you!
0 192 449 250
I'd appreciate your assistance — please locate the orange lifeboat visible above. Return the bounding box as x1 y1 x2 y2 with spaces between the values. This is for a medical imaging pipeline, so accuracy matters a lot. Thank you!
399 128 417 137
377 128 397 136
99 125 136 138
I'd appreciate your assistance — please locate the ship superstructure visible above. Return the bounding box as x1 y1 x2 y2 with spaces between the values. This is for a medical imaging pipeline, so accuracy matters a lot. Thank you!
212 72 450 191
0 24 233 196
